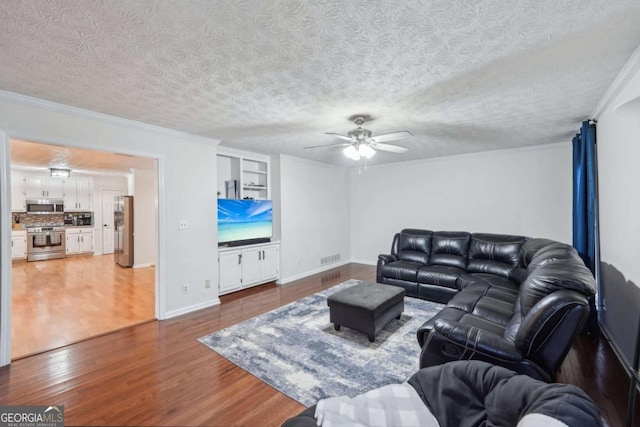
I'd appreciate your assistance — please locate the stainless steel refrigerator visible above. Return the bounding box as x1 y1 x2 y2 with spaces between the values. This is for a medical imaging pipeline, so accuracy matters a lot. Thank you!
114 195 134 267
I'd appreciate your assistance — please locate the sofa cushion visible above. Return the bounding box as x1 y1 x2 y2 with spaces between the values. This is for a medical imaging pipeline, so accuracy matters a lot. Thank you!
396 230 432 264
466 233 527 278
430 231 470 269
456 312 507 337
384 278 418 297
457 273 519 293
457 273 519 298
446 291 515 326
380 260 421 282
417 307 464 346
417 265 464 289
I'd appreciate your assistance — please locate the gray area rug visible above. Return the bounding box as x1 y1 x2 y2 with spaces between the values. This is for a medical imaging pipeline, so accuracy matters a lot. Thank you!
198 280 443 407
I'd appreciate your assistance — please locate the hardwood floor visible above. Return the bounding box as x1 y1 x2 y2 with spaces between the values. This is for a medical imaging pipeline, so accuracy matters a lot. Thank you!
0 263 633 426
11 254 156 359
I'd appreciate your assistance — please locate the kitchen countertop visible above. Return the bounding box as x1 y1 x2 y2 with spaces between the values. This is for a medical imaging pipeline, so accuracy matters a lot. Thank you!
12 225 95 230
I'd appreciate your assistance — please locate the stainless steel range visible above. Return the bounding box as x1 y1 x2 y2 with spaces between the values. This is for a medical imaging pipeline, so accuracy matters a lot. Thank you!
27 226 66 261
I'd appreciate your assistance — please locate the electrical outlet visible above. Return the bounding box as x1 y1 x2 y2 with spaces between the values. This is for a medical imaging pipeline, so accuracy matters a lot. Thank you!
205 279 211 289
179 220 189 230
182 283 189 294
297 258 301 266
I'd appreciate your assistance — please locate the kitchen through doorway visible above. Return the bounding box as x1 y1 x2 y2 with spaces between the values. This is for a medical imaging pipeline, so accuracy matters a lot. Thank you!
10 138 158 360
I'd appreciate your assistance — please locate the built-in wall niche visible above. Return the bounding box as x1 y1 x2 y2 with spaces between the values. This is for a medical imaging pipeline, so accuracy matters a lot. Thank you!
217 149 270 200
242 159 268 200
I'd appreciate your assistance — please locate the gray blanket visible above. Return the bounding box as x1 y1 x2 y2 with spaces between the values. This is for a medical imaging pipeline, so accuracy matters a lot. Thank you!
408 361 604 427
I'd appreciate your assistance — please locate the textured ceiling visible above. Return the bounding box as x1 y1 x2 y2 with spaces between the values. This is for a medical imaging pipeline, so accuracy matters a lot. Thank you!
1 1 639 166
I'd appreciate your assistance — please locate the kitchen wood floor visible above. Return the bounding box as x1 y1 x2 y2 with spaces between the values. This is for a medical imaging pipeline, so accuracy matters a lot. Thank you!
0 263 634 426
11 254 156 359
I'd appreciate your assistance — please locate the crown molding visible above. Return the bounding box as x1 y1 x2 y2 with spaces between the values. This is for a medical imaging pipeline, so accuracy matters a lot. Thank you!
0 90 221 147
591 42 640 119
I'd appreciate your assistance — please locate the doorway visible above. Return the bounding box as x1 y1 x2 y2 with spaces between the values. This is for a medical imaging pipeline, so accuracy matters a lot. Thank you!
9 138 159 360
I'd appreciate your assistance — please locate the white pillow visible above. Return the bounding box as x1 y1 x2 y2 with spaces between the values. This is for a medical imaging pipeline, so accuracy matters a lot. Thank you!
517 413 569 427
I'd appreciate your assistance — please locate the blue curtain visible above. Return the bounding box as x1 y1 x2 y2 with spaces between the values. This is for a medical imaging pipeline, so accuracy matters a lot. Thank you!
572 120 597 272
572 119 599 333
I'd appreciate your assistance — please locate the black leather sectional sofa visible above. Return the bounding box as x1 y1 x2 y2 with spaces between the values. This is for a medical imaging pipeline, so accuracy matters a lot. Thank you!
377 229 596 381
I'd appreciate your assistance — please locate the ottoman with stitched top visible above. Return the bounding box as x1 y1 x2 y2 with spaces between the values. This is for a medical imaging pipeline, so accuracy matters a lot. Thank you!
327 282 405 342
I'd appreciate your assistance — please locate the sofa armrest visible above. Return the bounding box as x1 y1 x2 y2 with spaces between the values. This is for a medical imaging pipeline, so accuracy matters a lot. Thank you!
431 319 523 363
376 254 397 283
378 254 397 263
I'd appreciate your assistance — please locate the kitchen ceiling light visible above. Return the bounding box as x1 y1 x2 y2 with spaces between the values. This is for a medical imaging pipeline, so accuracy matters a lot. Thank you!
50 168 70 177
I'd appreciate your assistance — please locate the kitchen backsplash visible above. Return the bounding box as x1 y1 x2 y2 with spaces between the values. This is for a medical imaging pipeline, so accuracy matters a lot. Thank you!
13 213 64 228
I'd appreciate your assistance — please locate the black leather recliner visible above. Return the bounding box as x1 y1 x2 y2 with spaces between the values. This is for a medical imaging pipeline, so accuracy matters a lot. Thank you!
377 229 596 382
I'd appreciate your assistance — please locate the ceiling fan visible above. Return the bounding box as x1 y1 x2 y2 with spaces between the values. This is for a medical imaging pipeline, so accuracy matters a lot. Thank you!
305 115 412 160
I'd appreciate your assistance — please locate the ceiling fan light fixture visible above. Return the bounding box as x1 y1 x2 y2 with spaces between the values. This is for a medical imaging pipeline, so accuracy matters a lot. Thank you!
343 145 360 160
359 144 375 159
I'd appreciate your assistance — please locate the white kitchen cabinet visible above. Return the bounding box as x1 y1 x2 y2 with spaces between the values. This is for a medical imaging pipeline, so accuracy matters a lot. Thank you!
218 242 280 295
11 230 27 260
11 172 26 211
66 229 94 255
64 177 93 211
24 175 65 199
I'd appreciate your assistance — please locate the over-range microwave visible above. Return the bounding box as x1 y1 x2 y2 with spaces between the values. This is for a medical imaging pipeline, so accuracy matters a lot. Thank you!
26 199 64 214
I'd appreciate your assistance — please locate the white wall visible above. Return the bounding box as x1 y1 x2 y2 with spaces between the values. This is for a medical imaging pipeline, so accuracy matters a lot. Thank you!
132 168 158 267
594 60 640 364
270 155 282 241
350 143 573 264
91 173 129 254
0 92 220 337
278 155 351 283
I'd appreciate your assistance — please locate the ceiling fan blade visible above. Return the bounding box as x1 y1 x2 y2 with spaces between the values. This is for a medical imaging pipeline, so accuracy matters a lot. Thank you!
367 131 413 143
304 142 352 150
369 142 409 153
325 132 355 142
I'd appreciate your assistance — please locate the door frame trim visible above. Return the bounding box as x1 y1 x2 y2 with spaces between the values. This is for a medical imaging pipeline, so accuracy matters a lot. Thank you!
0 130 164 366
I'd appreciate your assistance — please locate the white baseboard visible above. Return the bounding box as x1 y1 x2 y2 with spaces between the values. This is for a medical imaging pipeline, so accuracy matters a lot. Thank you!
93 251 103 256
350 259 377 266
276 260 351 285
133 262 155 269
162 298 220 320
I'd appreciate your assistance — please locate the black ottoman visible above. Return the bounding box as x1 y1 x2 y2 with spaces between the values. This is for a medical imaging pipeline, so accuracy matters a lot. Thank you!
327 282 405 342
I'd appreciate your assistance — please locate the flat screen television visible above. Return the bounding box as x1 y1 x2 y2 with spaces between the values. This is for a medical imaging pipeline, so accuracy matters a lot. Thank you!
218 199 273 246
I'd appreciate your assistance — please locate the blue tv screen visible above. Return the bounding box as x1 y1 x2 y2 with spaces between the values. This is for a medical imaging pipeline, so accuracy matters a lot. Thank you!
218 199 273 244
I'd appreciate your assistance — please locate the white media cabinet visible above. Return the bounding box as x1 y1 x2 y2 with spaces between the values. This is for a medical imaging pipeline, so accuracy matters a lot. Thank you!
218 241 280 295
